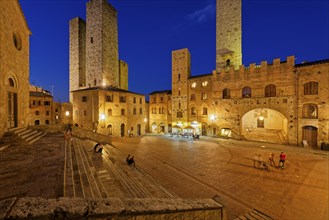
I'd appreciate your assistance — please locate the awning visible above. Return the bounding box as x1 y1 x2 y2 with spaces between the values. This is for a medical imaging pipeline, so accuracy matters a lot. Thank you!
172 125 182 129
184 126 195 130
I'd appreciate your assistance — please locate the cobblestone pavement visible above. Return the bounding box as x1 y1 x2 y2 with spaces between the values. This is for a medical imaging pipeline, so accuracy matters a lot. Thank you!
111 135 329 220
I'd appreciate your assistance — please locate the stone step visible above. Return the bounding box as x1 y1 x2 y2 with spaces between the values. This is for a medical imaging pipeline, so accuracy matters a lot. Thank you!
25 131 43 142
17 129 32 136
86 140 148 198
73 138 104 199
64 140 75 197
20 130 37 139
88 140 177 199
235 209 274 220
7 127 24 132
27 132 48 145
13 127 27 134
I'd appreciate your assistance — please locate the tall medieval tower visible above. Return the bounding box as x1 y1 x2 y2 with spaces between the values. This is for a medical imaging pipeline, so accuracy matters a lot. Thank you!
216 0 242 72
171 48 191 125
69 0 120 102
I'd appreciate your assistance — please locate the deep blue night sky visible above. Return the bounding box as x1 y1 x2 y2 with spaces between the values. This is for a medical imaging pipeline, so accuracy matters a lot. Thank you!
20 0 329 102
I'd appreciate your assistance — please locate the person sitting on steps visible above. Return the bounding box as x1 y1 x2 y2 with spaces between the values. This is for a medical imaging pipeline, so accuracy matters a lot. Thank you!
126 154 135 166
94 143 103 154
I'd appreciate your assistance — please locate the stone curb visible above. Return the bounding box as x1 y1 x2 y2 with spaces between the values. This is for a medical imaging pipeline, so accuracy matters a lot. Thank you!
2 197 224 219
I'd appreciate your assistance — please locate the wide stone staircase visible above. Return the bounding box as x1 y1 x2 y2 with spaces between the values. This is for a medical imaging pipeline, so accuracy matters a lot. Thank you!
234 209 274 220
63 137 178 199
0 127 47 150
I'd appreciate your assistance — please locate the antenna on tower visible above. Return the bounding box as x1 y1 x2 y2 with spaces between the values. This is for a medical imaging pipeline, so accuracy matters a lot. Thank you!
50 86 55 96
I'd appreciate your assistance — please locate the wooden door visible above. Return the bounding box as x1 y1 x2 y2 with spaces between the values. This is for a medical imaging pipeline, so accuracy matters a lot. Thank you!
302 126 318 148
7 92 18 128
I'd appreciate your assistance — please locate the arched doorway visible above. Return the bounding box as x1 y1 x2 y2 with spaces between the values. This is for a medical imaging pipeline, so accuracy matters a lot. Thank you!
302 126 318 148
202 122 208 136
241 108 288 143
137 124 141 135
107 124 112 135
151 122 157 133
120 123 125 137
168 124 172 133
34 120 40 125
159 123 165 133
7 78 18 128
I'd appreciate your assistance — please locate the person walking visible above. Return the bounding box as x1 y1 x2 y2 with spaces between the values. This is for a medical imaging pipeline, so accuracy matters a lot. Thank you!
278 152 286 169
269 153 276 167
64 127 72 142
94 143 103 154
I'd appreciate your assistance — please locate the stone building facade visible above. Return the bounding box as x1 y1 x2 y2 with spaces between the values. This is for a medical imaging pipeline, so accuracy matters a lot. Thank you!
29 85 73 127
0 0 31 138
149 90 172 133
72 86 147 137
148 0 329 149
69 0 148 137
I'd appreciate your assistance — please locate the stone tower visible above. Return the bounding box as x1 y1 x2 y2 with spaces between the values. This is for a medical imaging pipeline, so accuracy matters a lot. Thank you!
70 0 121 101
216 0 242 73
171 48 191 125
119 60 128 90
69 17 86 102
86 0 119 88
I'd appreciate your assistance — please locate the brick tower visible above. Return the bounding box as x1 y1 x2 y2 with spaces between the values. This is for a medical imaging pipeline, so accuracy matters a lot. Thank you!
171 48 191 125
216 0 242 73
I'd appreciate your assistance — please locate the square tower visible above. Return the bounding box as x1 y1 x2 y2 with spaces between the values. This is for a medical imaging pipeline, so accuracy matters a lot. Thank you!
86 0 119 87
216 0 242 72
171 48 191 124
69 17 86 102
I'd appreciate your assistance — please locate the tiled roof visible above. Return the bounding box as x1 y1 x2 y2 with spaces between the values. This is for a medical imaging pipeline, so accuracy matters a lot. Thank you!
71 86 145 96
149 90 172 95
29 91 52 97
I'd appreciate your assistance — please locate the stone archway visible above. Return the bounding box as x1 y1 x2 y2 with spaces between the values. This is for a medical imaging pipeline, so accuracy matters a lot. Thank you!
241 108 288 144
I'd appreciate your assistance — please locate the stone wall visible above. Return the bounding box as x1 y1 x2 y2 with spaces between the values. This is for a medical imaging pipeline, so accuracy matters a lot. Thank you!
0 0 31 138
1 197 225 220
69 17 86 102
119 60 128 90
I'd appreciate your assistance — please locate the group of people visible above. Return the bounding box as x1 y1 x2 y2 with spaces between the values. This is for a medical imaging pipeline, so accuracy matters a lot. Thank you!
254 151 286 170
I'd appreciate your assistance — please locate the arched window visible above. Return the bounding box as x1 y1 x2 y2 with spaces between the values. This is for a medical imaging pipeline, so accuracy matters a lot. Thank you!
158 107 161 114
242 86 251 98
177 112 183 118
108 108 112 116
178 74 181 81
304 82 318 95
107 125 113 135
179 102 181 109
265 84 276 97
191 94 196 100
162 107 165 114
302 104 318 119
9 78 15 87
202 107 208 115
223 88 230 99
226 59 231 66
191 107 196 115
121 109 125 115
